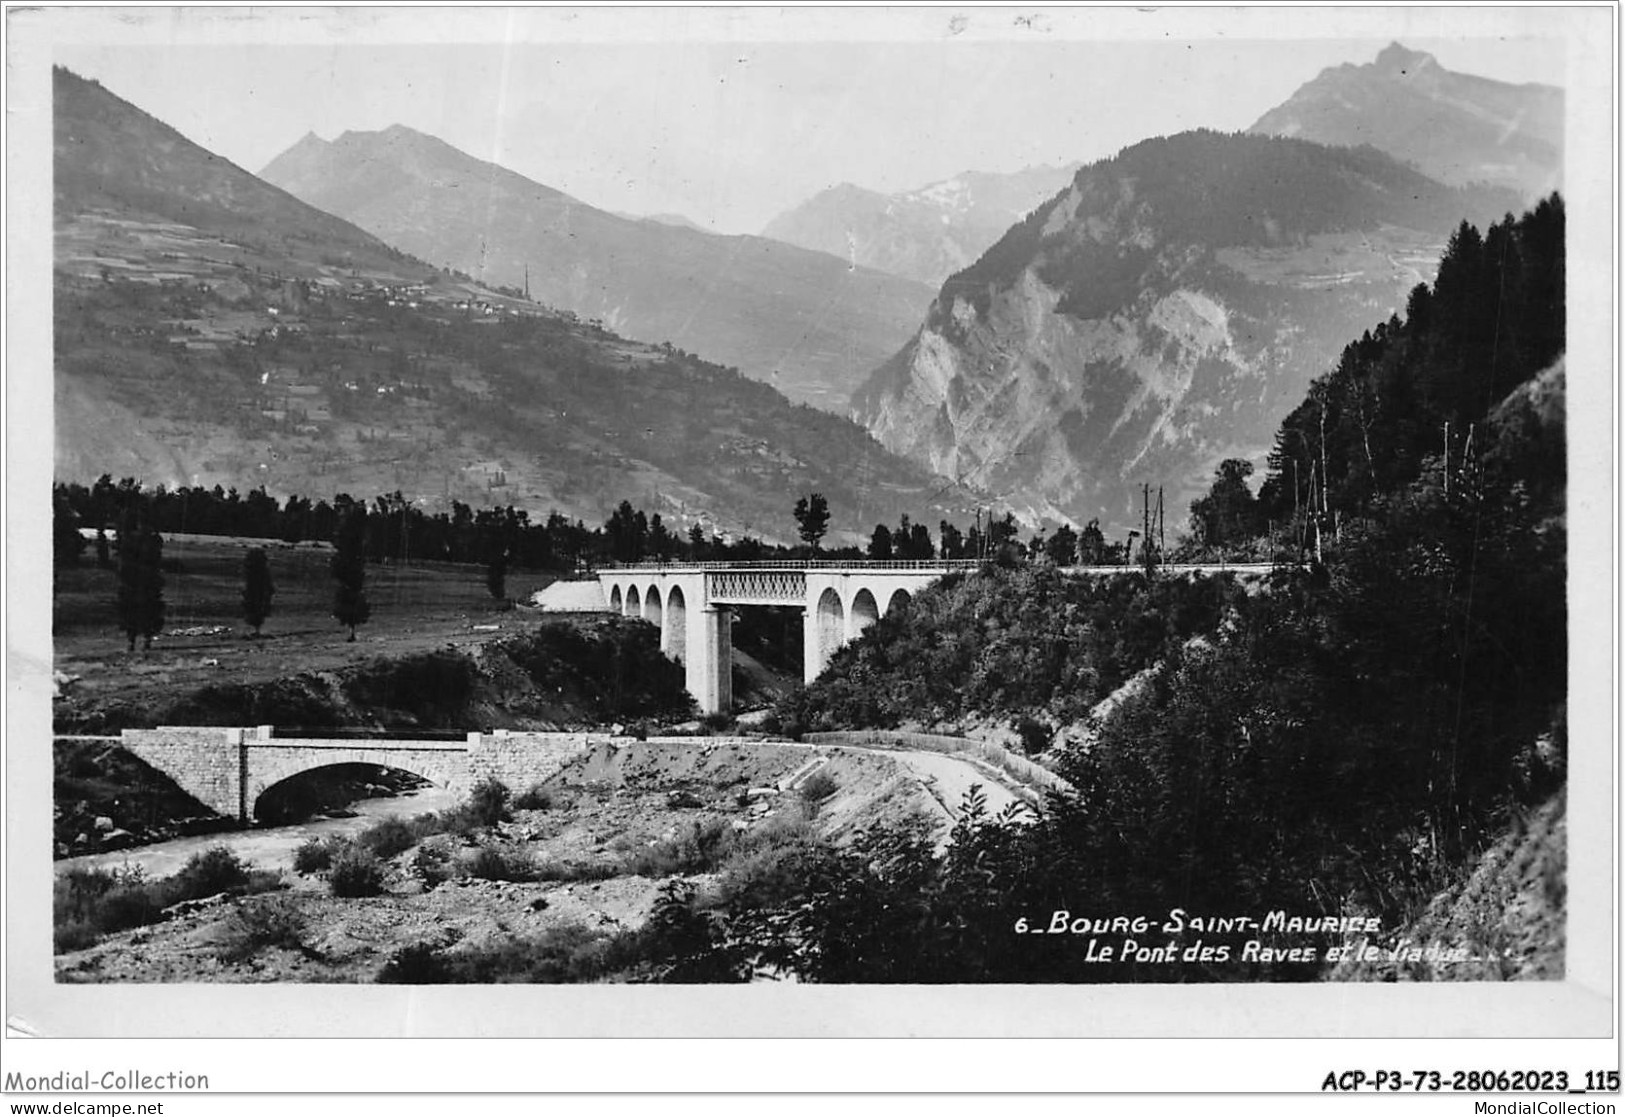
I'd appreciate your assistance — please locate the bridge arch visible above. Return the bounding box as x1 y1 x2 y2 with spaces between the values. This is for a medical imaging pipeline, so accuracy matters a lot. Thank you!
815 587 845 670
245 748 466 824
625 585 642 617
849 588 880 639
643 584 663 627
665 585 688 662
251 761 439 825
608 584 623 613
886 588 913 615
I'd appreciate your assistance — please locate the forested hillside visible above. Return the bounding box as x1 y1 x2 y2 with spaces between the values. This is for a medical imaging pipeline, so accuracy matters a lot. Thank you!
624 195 1568 982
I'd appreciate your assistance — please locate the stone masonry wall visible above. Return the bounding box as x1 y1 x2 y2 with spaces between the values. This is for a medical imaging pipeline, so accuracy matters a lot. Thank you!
466 732 596 793
121 727 245 819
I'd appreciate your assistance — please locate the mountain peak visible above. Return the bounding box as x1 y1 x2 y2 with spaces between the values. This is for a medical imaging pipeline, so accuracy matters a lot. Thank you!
283 130 329 155
1249 41 1561 199
1372 41 1438 78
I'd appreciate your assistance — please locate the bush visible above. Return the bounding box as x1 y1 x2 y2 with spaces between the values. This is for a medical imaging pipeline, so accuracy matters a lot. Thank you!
622 818 736 878
513 784 553 811
358 817 418 859
463 843 537 883
433 923 619 983
328 848 387 897
172 846 251 899
700 712 734 733
378 941 453 984
531 859 620 883
411 838 458 890
1016 718 1052 756
798 770 839 805
219 895 307 962
467 778 511 828
711 826 828 911
293 836 344 874
55 918 99 954
53 855 284 953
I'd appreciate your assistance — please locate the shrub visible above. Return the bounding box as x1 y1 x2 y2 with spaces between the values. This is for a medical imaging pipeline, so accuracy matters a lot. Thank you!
378 941 453 984
513 784 553 811
463 843 537 883
435 923 618 983
358 817 418 859
96 884 164 934
531 859 620 883
293 836 343 874
411 838 458 890
467 778 511 828
328 848 387 897
712 837 828 911
172 846 251 899
700 712 734 733
219 895 307 962
53 856 284 953
798 770 839 805
622 818 736 878
55 918 99 954
1016 717 1052 756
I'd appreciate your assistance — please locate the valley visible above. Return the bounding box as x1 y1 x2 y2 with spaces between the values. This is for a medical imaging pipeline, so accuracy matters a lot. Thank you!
34 30 1578 999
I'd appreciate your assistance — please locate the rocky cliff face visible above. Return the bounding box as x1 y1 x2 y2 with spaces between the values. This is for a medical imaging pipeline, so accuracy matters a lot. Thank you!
852 130 1519 531
1250 42 1562 201
761 164 1079 287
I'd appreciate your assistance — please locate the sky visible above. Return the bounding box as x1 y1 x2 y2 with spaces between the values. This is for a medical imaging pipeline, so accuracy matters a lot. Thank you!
37 7 1576 233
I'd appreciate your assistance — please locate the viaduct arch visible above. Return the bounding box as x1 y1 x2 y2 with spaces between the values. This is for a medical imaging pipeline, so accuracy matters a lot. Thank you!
596 561 973 714
596 560 1277 715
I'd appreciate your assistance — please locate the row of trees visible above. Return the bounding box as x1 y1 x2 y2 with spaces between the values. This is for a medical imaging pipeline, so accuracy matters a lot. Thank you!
57 473 1153 579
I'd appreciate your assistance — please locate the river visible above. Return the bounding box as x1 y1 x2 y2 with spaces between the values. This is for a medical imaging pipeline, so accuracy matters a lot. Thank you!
54 785 464 880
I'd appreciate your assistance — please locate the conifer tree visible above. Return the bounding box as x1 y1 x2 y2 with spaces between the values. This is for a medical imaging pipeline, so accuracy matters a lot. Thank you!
115 514 165 652
242 546 275 637
793 493 831 552
331 509 371 641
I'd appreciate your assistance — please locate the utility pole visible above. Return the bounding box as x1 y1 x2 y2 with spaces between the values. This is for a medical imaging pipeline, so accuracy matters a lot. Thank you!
1141 483 1153 577
1157 486 1165 561
1443 420 1450 497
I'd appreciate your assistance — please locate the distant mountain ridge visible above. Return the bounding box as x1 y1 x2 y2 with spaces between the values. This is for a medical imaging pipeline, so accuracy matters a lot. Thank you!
1249 41 1562 200
260 126 936 409
55 70 436 283
52 67 982 544
852 128 1521 531
762 163 1080 286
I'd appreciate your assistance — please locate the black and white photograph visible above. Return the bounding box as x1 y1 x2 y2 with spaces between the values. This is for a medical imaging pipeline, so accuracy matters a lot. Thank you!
3 2 1616 1071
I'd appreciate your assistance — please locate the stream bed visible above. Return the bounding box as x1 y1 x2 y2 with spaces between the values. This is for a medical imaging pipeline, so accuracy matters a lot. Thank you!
53 785 463 880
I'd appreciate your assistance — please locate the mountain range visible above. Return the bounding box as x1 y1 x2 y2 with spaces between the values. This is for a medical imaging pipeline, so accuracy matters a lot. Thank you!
1249 42 1562 200
52 66 980 544
259 127 934 409
852 128 1522 530
760 163 1081 286
53 39 1563 544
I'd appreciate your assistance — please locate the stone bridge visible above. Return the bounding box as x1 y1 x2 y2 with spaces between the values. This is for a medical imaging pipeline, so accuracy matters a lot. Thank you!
598 560 1279 713
120 726 596 823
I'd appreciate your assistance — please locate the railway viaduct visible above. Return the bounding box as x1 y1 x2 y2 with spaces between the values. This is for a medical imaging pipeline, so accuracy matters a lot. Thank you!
596 560 1275 714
